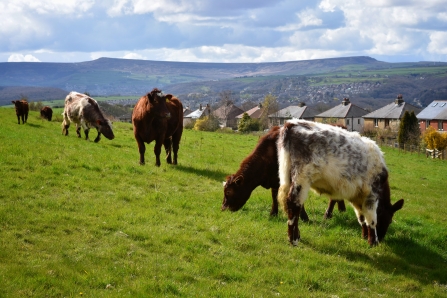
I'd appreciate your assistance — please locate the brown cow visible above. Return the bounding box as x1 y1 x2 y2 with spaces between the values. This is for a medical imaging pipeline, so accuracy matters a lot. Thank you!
11 100 29 124
132 88 183 166
40 106 53 121
222 126 345 219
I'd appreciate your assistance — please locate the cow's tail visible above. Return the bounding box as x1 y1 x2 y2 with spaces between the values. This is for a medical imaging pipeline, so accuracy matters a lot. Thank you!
277 124 293 214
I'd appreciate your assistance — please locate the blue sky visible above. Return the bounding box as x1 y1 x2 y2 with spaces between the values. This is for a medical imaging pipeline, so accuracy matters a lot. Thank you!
1 0 447 63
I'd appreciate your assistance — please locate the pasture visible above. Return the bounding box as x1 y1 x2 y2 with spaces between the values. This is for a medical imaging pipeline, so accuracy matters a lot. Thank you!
0 108 446 297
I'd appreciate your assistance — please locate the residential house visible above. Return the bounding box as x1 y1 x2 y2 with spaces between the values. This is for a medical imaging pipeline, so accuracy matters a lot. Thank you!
183 103 211 127
183 106 193 117
363 94 422 132
236 103 265 125
416 100 447 133
268 102 317 126
314 98 367 132
212 103 244 130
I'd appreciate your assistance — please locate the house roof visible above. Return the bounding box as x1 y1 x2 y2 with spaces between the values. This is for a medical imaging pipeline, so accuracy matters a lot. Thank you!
212 103 244 120
184 105 211 119
363 96 421 119
268 105 318 119
315 98 367 118
416 100 447 120
236 105 265 119
183 107 193 117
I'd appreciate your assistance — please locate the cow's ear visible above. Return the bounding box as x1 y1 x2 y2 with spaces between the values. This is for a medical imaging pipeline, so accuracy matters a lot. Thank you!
11 101 16 104
392 199 404 213
147 93 154 103
165 94 173 101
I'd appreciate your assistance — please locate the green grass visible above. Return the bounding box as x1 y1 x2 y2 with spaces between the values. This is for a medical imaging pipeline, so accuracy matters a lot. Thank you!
1 108 446 297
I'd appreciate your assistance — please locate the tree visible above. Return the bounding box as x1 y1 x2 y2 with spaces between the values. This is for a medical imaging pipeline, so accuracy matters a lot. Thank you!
259 94 279 130
238 112 260 132
398 111 420 147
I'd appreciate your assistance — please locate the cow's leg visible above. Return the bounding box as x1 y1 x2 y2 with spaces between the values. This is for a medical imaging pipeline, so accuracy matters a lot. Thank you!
21 114 25 124
154 140 163 167
164 138 172 164
135 135 146 165
363 197 379 246
300 204 309 222
171 129 182 165
16 115 20 124
76 126 82 138
94 130 101 143
324 199 337 219
62 113 70 135
337 200 346 212
270 188 279 216
286 183 309 246
24 112 28 123
354 200 379 246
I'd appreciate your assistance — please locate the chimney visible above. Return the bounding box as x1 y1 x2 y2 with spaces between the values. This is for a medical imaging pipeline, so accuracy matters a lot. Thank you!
298 102 306 107
395 94 404 104
342 98 350 106
199 104 202 111
258 103 263 108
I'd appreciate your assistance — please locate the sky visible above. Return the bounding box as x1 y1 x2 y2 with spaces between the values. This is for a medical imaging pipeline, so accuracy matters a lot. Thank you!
1 0 447 64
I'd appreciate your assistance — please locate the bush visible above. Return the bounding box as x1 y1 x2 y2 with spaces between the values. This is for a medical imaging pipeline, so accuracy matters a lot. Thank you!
423 126 447 150
238 113 261 132
193 116 220 132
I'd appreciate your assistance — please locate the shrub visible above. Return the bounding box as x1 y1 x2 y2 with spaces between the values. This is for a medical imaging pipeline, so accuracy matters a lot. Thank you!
423 126 447 150
238 113 261 132
193 115 220 132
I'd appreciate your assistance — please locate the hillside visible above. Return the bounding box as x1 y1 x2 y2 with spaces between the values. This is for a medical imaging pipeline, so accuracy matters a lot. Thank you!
1 56 447 109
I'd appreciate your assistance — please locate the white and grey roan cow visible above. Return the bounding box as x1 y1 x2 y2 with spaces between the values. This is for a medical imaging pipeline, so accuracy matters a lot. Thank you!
62 92 115 142
277 119 404 246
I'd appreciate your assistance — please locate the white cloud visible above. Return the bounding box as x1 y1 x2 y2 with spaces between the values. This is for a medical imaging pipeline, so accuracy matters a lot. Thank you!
122 52 147 60
8 54 41 62
428 32 447 55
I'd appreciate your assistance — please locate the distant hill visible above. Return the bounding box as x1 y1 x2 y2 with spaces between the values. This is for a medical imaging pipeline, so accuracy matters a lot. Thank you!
1 56 447 109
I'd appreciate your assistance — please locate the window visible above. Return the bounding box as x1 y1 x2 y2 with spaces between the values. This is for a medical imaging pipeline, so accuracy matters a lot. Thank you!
385 119 390 128
374 119 379 127
358 119 360 124
346 119 350 125
439 120 443 131
432 103 438 107
441 103 446 107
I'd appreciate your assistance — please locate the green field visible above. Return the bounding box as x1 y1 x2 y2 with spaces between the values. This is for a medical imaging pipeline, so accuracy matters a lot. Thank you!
1 108 446 297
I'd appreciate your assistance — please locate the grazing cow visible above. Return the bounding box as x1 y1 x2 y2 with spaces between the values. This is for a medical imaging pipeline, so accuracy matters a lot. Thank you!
11 100 29 124
40 106 53 121
132 88 183 166
277 119 404 246
222 126 345 220
62 92 114 142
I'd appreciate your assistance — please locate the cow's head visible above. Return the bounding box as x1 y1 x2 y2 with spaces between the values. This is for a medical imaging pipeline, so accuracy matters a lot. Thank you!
148 88 171 119
222 175 252 212
11 100 22 110
97 119 115 140
376 198 404 241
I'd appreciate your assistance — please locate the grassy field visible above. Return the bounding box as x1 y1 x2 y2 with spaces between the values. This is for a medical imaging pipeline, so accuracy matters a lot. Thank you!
1 108 446 297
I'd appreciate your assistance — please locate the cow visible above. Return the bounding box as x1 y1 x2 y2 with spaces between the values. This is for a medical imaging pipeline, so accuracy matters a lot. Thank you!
40 106 53 121
132 88 183 166
62 92 114 142
277 119 404 246
222 126 345 220
11 100 29 124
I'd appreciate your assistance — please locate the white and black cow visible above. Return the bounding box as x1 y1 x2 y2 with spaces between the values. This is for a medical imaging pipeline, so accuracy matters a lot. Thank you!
277 119 404 246
62 92 114 142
